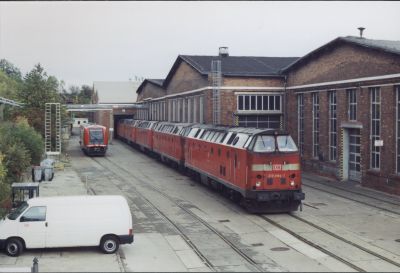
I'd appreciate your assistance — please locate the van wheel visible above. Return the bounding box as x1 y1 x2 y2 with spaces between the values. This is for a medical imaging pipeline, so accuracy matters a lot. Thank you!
5 238 23 257
100 235 119 254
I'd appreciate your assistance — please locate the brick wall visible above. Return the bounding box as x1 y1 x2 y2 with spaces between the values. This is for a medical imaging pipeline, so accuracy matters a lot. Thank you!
285 91 298 140
94 110 112 129
220 90 236 126
221 76 284 87
137 82 165 102
362 85 400 194
287 43 400 86
166 61 208 95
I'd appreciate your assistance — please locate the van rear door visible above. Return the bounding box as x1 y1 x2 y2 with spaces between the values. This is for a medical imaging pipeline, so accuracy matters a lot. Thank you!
19 206 47 248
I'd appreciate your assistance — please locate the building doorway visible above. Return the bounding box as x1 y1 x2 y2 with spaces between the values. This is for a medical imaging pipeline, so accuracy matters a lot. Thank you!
348 129 361 182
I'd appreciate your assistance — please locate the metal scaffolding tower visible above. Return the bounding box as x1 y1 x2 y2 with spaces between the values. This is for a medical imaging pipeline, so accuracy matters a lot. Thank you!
45 103 61 157
211 60 222 125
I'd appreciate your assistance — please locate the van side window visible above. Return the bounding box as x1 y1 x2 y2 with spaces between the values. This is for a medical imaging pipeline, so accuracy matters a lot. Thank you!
20 206 46 222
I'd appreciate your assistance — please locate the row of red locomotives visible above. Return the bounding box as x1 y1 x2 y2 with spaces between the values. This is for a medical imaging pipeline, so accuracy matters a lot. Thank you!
117 119 305 213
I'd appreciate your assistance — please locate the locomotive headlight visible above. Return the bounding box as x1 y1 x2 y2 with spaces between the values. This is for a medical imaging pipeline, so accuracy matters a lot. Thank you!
290 180 295 187
256 181 261 187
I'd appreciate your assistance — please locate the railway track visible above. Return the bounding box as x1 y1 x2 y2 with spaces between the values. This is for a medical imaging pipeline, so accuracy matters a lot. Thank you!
82 141 400 272
90 156 265 272
302 177 400 216
260 213 400 272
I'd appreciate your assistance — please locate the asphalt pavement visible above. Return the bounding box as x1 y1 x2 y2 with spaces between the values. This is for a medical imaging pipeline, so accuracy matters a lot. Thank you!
0 164 124 272
1 146 399 272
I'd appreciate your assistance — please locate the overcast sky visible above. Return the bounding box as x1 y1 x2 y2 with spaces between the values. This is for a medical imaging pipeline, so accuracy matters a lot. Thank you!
1 1 399 89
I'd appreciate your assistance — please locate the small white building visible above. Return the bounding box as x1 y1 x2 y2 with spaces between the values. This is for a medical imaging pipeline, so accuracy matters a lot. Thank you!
72 118 89 128
92 81 142 133
93 81 140 104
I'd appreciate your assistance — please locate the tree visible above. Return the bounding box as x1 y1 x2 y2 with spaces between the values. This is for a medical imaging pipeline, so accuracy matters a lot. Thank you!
0 70 23 122
79 85 93 104
0 70 21 99
0 152 11 218
19 64 60 108
11 117 44 165
61 84 93 105
16 64 63 134
0 59 22 82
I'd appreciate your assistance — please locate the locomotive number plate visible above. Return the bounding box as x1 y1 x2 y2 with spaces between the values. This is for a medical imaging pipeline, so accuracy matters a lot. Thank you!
272 165 282 171
267 174 282 178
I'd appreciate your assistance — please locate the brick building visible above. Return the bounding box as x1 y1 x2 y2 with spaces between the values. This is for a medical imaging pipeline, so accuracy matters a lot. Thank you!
284 36 400 195
135 36 400 195
136 48 298 128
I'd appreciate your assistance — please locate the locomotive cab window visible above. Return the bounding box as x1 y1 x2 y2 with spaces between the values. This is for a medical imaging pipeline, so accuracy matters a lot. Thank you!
244 136 253 149
277 135 298 152
252 135 275 152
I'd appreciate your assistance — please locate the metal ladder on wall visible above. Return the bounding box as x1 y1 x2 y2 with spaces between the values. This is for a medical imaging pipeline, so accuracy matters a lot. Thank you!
45 103 61 157
211 60 221 125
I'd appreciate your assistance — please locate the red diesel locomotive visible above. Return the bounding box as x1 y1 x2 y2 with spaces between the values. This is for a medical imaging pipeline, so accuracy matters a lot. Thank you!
117 120 305 213
79 124 108 156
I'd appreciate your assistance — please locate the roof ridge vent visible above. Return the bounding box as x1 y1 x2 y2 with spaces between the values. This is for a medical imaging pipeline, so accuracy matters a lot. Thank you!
358 27 365 38
219 47 229 57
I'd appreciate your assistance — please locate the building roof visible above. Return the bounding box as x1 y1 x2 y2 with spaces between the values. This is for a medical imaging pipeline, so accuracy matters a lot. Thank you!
147 79 164 86
136 79 165 94
282 36 400 72
163 55 299 88
93 81 140 103
180 55 299 77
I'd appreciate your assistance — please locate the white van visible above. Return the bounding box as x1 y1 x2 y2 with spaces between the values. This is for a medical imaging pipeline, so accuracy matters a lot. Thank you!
0 195 134 256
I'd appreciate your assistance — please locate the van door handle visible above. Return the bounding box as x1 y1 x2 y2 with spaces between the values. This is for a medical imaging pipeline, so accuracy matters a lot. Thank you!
45 222 48 227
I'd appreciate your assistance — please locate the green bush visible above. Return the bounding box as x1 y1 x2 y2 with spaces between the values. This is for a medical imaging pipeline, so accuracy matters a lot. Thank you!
0 119 43 183
0 153 11 218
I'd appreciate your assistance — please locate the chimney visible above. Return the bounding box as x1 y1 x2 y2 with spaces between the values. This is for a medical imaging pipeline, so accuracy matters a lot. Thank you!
219 47 229 57
358 27 365 38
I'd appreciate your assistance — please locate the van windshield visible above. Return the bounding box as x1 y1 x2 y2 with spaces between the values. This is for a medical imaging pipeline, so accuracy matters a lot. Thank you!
8 201 29 220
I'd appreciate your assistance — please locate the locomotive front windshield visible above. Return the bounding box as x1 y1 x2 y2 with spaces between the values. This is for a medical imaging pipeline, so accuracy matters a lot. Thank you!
89 129 104 144
252 135 298 153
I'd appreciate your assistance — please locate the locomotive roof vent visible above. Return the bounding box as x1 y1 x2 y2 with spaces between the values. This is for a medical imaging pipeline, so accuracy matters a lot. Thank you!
219 47 229 57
